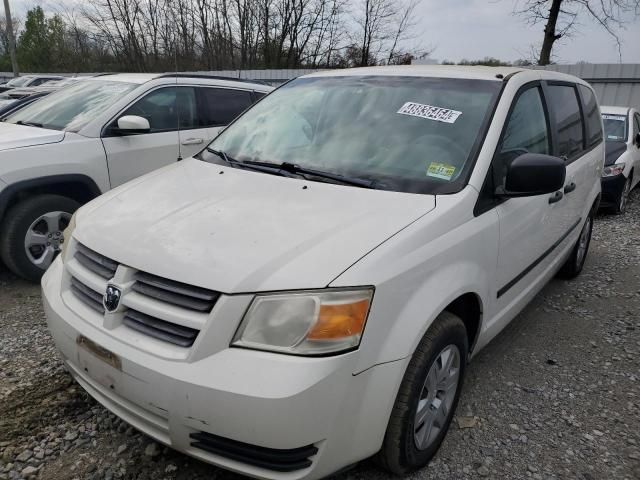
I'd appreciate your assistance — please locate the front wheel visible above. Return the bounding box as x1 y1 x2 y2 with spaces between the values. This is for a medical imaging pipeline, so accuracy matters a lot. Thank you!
0 194 80 282
376 312 468 475
613 176 631 215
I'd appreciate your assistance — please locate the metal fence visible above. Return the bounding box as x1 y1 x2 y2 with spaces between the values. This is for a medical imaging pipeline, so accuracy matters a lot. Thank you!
2 64 639 107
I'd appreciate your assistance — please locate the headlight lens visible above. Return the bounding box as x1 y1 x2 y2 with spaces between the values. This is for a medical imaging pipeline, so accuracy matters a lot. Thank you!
232 288 373 355
60 212 76 261
602 163 625 177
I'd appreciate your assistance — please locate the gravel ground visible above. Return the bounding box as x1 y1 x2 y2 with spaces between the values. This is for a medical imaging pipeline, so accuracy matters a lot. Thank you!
1 191 639 480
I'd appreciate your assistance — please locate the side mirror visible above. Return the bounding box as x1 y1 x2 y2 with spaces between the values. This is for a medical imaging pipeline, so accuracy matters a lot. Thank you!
499 153 566 197
115 115 150 134
635 132 640 148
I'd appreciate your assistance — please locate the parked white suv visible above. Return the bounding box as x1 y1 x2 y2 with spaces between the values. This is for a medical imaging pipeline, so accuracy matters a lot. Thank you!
0 73 272 280
0 74 65 92
600 106 640 213
43 66 603 479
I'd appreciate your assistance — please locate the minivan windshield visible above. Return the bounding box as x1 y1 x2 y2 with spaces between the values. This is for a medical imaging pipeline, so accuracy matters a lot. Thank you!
5 80 137 132
602 114 627 142
201 76 502 194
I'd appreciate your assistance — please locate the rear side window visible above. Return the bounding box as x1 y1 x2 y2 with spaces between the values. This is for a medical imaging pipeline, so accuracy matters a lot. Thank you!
547 85 584 159
199 88 253 126
578 85 602 147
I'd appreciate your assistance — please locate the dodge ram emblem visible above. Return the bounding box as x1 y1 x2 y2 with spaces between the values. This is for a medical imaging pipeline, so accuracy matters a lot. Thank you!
104 285 122 312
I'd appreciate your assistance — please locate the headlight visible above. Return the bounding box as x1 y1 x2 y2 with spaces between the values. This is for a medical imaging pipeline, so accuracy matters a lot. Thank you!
60 212 76 261
602 163 625 177
232 288 373 355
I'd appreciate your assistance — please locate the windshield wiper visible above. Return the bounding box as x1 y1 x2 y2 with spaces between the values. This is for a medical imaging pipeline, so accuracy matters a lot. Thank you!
206 148 293 177
275 162 375 188
206 149 374 189
16 120 43 128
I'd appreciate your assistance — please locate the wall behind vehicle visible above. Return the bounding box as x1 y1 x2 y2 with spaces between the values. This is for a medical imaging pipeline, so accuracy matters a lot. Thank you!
533 63 640 110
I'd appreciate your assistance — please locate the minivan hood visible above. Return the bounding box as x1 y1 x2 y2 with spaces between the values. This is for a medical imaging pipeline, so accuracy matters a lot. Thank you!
0 122 64 151
75 159 436 293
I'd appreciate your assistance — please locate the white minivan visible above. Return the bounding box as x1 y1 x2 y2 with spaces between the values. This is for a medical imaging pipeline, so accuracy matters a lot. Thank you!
43 66 603 479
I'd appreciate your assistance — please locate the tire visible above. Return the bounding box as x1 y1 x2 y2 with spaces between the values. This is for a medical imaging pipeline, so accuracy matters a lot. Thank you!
0 194 80 282
613 176 631 215
557 213 593 280
376 311 468 475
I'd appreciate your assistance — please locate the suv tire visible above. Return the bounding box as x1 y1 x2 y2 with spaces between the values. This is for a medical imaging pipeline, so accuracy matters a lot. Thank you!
376 311 468 475
557 214 593 279
0 194 80 282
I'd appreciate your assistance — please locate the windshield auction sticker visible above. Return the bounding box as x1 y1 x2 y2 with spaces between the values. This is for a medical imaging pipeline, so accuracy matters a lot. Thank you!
427 162 456 180
602 115 625 121
397 102 462 124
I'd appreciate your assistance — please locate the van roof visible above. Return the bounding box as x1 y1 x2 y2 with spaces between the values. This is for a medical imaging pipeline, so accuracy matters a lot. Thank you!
600 105 630 116
301 65 586 84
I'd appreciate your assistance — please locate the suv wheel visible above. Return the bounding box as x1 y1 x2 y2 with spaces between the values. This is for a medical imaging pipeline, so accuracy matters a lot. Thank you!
376 311 468 475
0 195 80 282
557 214 593 279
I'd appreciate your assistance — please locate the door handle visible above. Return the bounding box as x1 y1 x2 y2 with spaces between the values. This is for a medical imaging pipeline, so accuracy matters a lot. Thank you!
548 191 564 204
563 182 576 194
181 137 204 145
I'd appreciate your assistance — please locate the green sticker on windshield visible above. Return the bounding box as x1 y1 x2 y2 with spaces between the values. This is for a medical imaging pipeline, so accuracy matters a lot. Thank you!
427 162 456 180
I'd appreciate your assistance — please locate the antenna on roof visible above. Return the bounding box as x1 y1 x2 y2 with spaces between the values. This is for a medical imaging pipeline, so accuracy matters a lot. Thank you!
172 11 182 162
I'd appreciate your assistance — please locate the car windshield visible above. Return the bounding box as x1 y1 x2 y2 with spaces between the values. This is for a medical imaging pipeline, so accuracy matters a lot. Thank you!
6 76 31 87
201 76 502 194
603 114 627 142
5 80 137 132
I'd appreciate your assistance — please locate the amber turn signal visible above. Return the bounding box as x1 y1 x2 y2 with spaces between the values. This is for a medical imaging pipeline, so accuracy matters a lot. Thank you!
307 299 370 341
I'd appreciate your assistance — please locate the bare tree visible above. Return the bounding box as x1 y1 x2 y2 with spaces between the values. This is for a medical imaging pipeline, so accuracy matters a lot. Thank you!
514 0 640 65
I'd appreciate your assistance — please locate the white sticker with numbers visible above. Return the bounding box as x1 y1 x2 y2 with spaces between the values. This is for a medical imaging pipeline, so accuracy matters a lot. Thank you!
397 102 462 124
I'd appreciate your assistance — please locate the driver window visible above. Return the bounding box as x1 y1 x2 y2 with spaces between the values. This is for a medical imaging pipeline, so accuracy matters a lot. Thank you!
501 87 550 156
120 87 197 133
494 86 550 189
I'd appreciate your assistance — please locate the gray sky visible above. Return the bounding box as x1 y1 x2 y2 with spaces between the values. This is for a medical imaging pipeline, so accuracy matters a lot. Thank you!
7 0 640 64
417 0 640 63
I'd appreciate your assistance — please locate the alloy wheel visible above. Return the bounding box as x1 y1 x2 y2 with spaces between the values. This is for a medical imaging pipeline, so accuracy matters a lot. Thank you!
619 178 631 213
23 211 72 270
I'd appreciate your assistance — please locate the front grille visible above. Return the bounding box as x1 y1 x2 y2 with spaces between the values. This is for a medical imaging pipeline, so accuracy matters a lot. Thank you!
133 272 219 312
123 309 199 347
70 277 105 313
68 243 214 349
75 244 118 279
189 432 317 472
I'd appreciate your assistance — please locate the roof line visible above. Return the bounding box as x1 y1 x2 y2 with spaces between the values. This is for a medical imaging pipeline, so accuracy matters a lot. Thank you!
157 73 270 85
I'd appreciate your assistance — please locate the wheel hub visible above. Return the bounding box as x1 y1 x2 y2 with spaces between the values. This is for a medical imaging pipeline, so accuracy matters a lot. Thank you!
24 211 71 270
413 344 461 451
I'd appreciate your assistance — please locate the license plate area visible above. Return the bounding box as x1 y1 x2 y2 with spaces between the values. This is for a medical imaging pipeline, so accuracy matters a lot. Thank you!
77 335 122 371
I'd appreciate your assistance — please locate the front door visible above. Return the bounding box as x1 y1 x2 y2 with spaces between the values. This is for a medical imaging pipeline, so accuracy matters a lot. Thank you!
102 86 209 187
490 84 570 330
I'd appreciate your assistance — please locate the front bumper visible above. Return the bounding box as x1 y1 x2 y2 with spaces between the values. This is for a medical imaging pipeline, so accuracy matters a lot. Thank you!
42 258 405 480
599 173 627 208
